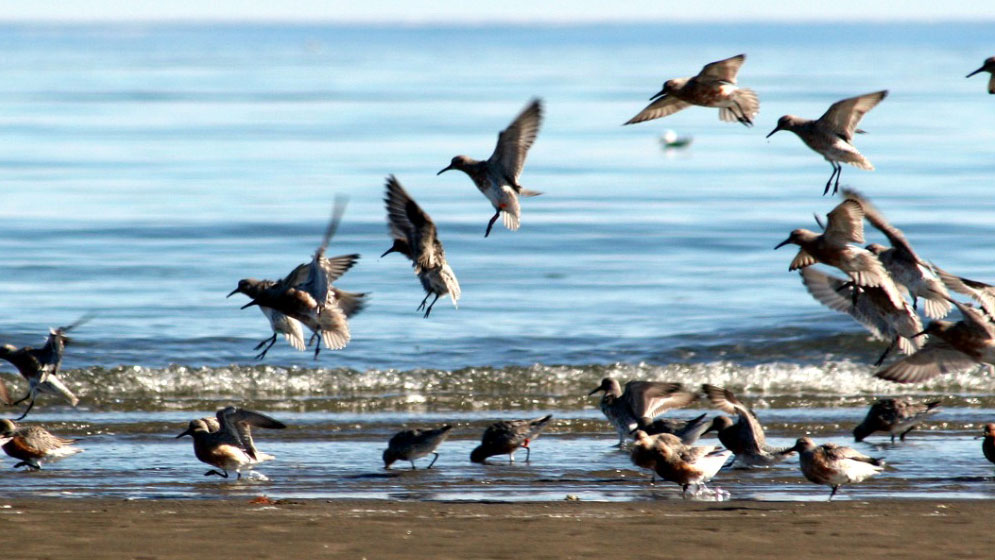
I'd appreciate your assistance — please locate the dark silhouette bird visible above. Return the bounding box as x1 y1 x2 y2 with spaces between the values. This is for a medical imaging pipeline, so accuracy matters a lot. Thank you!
381 175 461 318
853 398 941 442
383 424 453 470
966 57 995 94
0 316 91 420
625 54 758 127
767 90 887 195
470 414 552 464
438 98 543 237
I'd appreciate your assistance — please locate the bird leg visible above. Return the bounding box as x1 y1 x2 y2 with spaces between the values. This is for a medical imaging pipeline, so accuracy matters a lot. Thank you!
484 211 501 238
13 460 41 470
732 100 752 127
204 469 229 478
417 292 431 312
427 452 439 469
253 334 278 360
899 426 916 441
824 162 841 196
14 397 36 421
312 333 323 360
422 293 441 319
832 162 842 195
828 485 840 501
523 444 532 463
874 337 899 367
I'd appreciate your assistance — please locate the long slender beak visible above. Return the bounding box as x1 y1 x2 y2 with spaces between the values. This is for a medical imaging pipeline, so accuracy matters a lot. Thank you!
437 165 454 175
588 387 604 396
967 67 985 78
380 247 395 258
241 301 258 309
176 427 193 438
911 330 928 338
226 288 239 298
766 126 781 139
774 238 792 250
649 88 667 101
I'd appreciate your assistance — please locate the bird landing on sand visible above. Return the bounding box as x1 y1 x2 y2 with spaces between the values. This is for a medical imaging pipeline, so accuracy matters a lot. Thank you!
767 90 887 195
438 98 543 238
625 54 758 127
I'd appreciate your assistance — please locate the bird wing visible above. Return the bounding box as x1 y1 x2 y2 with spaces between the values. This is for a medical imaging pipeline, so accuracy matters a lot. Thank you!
949 298 995 338
20 426 75 453
384 175 441 270
439 262 461 305
488 98 543 186
935 265 995 319
824 199 866 245
703 384 768 450
874 340 976 383
817 90 887 141
842 188 920 263
316 302 351 350
218 407 286 459
788 249 817 271
331 288 368 319
625 95 692 125
623 381 696 421
696 53 746 83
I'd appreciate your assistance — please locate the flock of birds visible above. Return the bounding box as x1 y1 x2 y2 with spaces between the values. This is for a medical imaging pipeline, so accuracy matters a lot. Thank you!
2 53 995 501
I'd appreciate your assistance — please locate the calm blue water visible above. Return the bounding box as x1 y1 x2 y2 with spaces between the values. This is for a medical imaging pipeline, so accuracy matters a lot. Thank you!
1 23 994 501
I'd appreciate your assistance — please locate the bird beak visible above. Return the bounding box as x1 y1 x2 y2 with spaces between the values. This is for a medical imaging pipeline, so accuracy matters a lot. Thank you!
176 427 193 438
911 330 928 338
240 301 258 309
437 164 454 175
380 247 394 258
766 126 781 139
649 88 667 101
774 238 792 250
588 386 604 396
226 288 239 298
967 67 985 78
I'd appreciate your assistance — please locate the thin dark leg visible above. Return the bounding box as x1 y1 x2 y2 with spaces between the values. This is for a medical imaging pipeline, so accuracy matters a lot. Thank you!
236 471 242 480
11 392 29 406
874 337 899 366
423 293 441 318
899 426 916 441
824 162 841 196
409 461 417 470
313 334 322 360
523 446 531 463
417 292 431 312
204 469 229 478
254 334 278 360
15 397 36 421
484 211 500 238
732 100 752 127
832 162 842 195
829 485 839 501
427 453 439 469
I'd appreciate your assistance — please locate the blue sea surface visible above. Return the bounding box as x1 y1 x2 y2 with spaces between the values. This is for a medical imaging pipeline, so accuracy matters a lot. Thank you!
0 23 994 501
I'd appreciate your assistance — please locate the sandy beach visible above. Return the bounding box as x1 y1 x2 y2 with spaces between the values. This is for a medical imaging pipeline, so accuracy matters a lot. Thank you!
1 498 991 559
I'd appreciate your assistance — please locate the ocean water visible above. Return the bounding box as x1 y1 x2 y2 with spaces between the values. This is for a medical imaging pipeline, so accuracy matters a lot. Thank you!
1 22 995 501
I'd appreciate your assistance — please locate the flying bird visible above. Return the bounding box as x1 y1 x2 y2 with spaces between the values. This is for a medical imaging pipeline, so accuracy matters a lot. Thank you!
767 90 887 195
381 175 461 318
438 98 543 238
625 54 759 127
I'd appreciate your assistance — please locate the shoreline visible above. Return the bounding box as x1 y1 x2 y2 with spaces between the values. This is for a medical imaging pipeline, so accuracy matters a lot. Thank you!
1 498 992 558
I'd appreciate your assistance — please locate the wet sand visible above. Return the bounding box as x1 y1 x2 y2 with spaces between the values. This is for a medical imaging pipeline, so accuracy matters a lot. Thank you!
1 498 991 559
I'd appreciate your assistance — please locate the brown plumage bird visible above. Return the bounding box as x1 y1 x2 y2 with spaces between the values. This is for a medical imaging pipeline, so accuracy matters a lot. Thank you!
0 419 82 470
625 54 759 127
176 406 286 479
470 414 552 464
853 398 941 442
790 437 884 501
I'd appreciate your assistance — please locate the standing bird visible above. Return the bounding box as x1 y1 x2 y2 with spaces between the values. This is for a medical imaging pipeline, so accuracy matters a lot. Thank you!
588 377 698 447
0 419 82 470
437 98 543 237
229 198 367 359
966 57 995 94
176 406 286 479
776 199 904 308
701 384 795 467
876 299 995 383
790 437 885 500
853 398 941 443
800 267 923 366
0 316 90 420
624 54 758 127
383 424 453 470
470 414 553 464
842 188 950 319
982 423 995 466
630 430 732 498
381 175 461 318
767 90 887 195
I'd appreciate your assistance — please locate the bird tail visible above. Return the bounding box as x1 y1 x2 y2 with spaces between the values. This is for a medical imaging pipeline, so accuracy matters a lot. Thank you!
720 88 758 125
